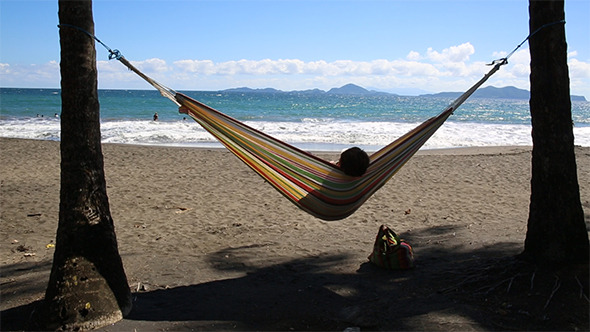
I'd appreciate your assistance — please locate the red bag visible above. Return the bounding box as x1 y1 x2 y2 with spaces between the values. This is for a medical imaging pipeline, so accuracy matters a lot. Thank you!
368 225 414 270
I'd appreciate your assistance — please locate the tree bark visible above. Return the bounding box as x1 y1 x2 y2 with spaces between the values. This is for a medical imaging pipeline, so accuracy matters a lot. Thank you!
39 1 132 329
523 0 589 265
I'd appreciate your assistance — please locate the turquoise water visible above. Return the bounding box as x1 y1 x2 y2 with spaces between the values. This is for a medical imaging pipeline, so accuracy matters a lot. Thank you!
1 88 589 151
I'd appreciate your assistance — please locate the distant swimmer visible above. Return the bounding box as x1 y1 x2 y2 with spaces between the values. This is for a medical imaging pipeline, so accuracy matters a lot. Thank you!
153 112 159 121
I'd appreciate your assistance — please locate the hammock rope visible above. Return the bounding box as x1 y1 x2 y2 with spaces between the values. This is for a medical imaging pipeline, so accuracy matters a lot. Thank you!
60 24 567 220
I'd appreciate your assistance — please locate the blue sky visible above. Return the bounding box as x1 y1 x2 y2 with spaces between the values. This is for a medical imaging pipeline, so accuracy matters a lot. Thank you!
1 0 589 97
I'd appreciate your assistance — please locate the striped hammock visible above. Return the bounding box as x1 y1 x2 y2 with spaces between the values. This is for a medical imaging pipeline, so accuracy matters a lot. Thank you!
117 57 504 220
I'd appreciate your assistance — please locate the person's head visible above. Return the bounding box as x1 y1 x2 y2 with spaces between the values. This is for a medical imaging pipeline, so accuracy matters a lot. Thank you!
338 147 369 177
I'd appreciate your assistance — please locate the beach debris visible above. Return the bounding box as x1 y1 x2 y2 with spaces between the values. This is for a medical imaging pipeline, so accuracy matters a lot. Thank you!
27 213 42 217
11 239 19 244
575 276 590 302
23 252 36 257
136 282 148 292
0 278 16 286
404 208 411 215
15 244 31 253
46 243 55 249
134 222 147 229
174 206 191 214
343 327 361 332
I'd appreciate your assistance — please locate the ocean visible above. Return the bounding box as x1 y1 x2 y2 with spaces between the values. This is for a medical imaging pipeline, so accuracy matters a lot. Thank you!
1 87 589 152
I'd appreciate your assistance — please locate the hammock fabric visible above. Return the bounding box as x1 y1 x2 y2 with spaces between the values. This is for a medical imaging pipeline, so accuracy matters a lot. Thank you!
117 56 505 220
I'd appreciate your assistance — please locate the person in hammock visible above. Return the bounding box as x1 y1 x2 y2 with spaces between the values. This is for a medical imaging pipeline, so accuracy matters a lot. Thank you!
335 147 370 177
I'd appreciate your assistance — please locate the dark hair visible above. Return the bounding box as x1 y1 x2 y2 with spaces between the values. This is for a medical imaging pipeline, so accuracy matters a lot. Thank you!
339 147 369 177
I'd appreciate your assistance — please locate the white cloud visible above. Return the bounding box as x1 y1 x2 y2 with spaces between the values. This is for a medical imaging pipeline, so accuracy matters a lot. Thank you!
97 59 126 73
406 51 421 61
425 43 475 63
135 58 169 73
568 58 590 78
0 63 11 74
170 58 446 78
390 60 439 77
2 43 589 98
0 61 59 87
174 59 216 74
510 63 530 77
507 49 530 65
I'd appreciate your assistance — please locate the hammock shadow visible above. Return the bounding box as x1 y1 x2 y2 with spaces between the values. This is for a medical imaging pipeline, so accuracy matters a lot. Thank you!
126 252 355 330
118 227 534 331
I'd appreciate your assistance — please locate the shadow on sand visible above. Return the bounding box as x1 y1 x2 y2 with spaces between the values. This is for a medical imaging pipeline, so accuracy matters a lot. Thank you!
2 225 588 331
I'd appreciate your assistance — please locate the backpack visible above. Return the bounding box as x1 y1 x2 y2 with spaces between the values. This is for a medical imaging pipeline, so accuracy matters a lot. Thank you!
368 225 414 270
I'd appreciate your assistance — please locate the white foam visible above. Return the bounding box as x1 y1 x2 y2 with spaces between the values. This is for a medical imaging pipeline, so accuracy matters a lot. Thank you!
1 117 589 151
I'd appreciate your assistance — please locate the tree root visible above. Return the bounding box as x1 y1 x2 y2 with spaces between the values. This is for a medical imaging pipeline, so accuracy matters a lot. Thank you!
543 276 560 310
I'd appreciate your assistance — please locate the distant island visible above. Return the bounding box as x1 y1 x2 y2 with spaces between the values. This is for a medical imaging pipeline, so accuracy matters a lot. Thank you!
222 83 587 101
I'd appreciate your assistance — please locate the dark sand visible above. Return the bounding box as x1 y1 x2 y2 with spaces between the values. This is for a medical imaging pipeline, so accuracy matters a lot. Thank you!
1 138 588 331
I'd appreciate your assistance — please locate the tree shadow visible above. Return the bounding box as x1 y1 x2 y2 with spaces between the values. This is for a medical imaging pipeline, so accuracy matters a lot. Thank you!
119 224 588 331
2 225 587 331
126 253 355 330
1 260 52 302
108 224 565 331
1 260 52 331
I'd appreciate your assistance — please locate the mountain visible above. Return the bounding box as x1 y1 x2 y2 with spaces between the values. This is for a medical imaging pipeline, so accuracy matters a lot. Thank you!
294 88 325 95
420 86 529 99
327 83 374 95
223 84 392 96
221 84 586 101
324 83 393 95
421 86 587 101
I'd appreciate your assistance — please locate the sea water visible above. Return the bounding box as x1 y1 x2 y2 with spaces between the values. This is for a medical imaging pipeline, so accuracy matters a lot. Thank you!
1 88 588 152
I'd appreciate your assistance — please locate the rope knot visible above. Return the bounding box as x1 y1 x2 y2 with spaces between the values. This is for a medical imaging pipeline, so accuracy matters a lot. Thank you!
108 49 122 60
487 58 508 66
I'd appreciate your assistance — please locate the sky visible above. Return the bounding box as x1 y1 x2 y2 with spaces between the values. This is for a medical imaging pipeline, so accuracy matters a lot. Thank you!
1 0 589 97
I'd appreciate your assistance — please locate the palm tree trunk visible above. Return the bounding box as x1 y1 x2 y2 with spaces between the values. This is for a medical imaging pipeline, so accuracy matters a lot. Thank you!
523 0 589 265
39 1 132 329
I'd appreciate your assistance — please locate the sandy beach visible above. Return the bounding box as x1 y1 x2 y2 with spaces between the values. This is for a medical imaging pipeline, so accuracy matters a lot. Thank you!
1 137 588 331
